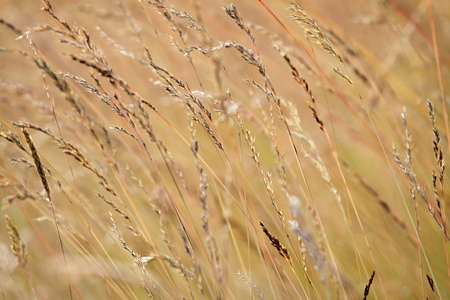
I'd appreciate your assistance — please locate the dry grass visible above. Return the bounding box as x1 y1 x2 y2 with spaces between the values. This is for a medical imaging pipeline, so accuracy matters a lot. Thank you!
0 0 449 299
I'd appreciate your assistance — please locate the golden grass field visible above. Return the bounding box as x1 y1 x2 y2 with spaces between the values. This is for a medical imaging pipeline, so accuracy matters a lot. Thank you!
1 0 450 299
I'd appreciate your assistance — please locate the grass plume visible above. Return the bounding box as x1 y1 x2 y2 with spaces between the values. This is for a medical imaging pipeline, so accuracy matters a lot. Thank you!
0 0 449 298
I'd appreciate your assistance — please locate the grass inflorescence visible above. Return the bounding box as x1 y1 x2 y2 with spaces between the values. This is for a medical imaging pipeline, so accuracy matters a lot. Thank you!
0 0 449 299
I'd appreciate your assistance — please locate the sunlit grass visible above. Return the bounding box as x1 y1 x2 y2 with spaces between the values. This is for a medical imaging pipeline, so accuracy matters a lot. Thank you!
0 0 449 299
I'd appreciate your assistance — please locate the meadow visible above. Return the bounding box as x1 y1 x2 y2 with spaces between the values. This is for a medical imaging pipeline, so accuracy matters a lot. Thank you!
0 0 449 298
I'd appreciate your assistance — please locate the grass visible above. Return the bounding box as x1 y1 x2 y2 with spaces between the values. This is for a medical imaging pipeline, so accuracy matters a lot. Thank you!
0 0 449 298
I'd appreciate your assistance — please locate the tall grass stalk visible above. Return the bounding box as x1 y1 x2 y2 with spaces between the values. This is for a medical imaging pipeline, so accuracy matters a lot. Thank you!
0 0 449 298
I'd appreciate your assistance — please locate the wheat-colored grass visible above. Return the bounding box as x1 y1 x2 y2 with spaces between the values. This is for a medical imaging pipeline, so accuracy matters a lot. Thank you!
0 0 449 299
